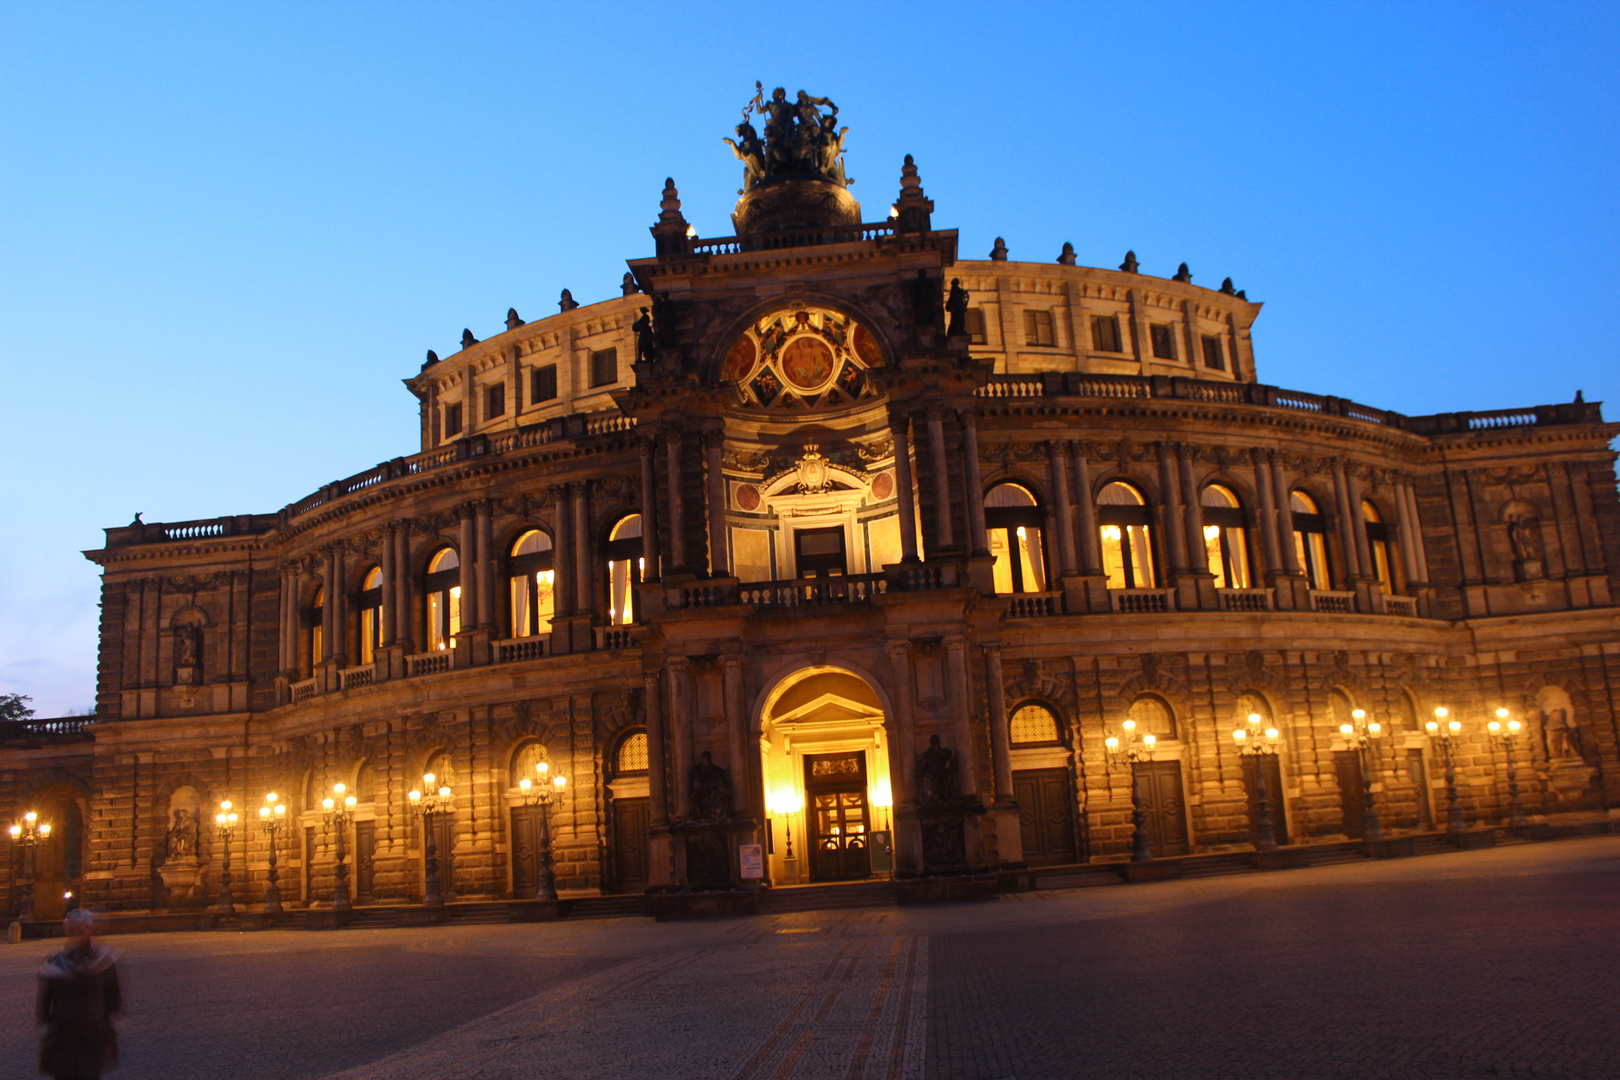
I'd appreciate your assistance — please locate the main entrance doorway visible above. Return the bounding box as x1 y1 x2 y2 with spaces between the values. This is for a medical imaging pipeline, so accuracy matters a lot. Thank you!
805 752 871 881
1013 768 1077 866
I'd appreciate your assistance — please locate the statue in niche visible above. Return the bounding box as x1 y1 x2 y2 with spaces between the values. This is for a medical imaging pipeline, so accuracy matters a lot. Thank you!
1547 707 1589 763
688 751 732 824
1509 515 1541 562
945 279 970 338
165 809 198 861
917 734 957 806
175 625 201 670
632 307 656 365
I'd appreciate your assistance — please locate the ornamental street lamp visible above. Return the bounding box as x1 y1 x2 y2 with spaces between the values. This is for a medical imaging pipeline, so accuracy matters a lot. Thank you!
1339 709 1386 843
1105 718 1158 863
408 774 453 909
1425 708 1467 834
214 800 240 917
515 760 568 901
1488 708 1530 829
321 783 357 912
258 792 288 914
1232 713 1281 852
7 812 51 923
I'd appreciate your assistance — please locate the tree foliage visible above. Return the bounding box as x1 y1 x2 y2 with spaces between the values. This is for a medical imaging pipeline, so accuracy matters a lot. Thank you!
0 693 35 723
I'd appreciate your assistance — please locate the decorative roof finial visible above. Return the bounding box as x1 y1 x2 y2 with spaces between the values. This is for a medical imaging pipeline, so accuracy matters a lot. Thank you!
893 154 934 233
1575 389 1585 403
1220 277 1236 295
460 329 478 349
506 308 525 330
990 237 1009 261
621 272 639 297
1057 242 1077 266
1173 262 1192 283
423 349 439 370
558 289 579 312
1119 250 1140 273
651 177 692 257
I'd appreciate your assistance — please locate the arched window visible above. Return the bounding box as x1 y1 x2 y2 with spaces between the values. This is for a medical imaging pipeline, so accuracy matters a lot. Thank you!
1009 703 1062 746
508 739 547 788
358 567 383 665
1200 484 1252 589
1128 695 1176 739
1236 692 1271 727
309 586 324 669
1290 491 1332 590
615 730 649 775
425 548 461 651
424 750 456 790
508 530 555 638
353 759 375 802
1327 688 1356 730
1098 482 1156 589
605 515 643 626
985 483 1048 594
1362 501 1394 594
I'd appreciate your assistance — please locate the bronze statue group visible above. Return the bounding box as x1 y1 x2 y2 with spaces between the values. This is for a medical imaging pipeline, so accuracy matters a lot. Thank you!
725 84 850 191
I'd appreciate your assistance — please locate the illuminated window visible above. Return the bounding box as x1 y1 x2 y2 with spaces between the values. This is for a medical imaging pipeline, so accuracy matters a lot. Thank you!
358 567 383 665
1009 704 1062 746
1290 491 1332 589
309 586 324 668
605 515 643 626
616 731 649 774
985 483 1047 594
1098 482 1156 589
508 530 555 637
1128 695 1176 739
425 548 461 651
1200 484 1251 589
1362 500 1394 595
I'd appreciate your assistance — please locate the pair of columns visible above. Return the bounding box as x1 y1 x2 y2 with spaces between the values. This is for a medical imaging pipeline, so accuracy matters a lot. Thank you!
637 425 728 581
884 638 1016 808
550 484 596 620
641 654 751 828
889 405 988 562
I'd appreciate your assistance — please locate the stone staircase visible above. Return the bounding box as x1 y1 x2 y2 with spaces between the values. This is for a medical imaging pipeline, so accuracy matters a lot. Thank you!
758 880 898 914
561 895 648 919
1179 853 1261 879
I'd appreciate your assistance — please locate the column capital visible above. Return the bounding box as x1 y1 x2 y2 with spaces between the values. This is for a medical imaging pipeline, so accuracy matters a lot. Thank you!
981 641 1003 659
885 639 913 657
666 655 691 672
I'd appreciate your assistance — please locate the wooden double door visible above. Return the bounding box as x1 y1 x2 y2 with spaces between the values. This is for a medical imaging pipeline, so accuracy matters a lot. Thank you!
1134 761 1190 857
1335 750 1367 839
1013 768 1078 866
1240 755 1290 846
806 752 871 882
611 799 649 894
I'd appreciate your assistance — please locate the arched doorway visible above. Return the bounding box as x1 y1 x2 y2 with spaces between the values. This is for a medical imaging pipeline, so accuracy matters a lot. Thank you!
14 785 84 920
759 667 894 886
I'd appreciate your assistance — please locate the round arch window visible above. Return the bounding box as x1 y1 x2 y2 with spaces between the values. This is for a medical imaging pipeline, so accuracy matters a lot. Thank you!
985 483 1047 594
1009 703 1062 746
425 548 461 651
1098 482 1156 589
606 515 643 626
509 529 555 638
1200 484 1251 589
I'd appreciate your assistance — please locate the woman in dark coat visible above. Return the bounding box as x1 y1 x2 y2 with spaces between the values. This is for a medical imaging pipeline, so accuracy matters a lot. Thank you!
36 909 121 1080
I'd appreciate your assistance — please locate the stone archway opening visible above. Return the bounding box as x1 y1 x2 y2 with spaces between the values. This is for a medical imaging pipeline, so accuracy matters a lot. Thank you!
759 666 892 886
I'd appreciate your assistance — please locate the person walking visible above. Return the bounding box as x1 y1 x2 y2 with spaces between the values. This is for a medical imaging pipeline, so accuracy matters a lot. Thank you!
36 909 121 1080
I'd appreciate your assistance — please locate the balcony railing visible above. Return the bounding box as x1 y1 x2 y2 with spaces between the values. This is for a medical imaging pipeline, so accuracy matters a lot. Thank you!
337 664 375 691
0 717 91 742
595 626 637 650
1309 590 1356 614
1111 588 1175 613
1217 587 1273 612
493 635 550 663
289 677 319 703
1007 591 1062 617
1383 595 1419 617
739 572 887 609
405 651 450 677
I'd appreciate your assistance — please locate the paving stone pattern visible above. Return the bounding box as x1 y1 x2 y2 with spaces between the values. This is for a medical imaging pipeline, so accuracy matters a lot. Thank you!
0 839 1615 1079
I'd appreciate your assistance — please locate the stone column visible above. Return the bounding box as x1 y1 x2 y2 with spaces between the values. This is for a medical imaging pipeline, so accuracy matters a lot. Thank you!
665 430 687 571
1400 482 1430 583
458 508 478 631
884 642 917 806
722 654 749 813
320 550 335 663
572 483 591 616
668 657 692 820
278 568 293 673
1071 444 1102 574
1158 445 1188 573
1049 444 1077 575
552 490 574 615
394 522 413 651
983 645 1014 803
960 410 989 556
645 668 669 827
475 501 495 631
1179 445 1205 573
639 435 662 582
380 525 397 647
889 411 920 562
944 637 979 797
705 429 729 577
926 407 954 550
1252 451 1283 577
1271 454 1301 574
1347 470 1373 578
1394 481 1421 586
1331 461 1363 579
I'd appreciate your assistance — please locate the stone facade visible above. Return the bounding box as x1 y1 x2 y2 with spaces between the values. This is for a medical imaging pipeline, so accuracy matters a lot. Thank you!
5 142 1620 920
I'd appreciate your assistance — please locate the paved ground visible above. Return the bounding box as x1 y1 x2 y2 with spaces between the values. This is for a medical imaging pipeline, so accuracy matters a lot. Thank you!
2 837 1617 1079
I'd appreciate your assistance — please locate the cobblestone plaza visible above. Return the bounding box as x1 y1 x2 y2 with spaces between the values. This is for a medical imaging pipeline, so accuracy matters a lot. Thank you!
3 838 1616 1079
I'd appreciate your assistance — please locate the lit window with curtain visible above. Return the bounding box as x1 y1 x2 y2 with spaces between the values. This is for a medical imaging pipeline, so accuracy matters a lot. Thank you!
605 514 643 626
508 529 555 637
1362 501 1394 594
1098 482 1156 589
1200 484 1252 589
425 548 461 651
985 482 1048 594
1289 491 1332 589
308 586 324 669
357 567 383 664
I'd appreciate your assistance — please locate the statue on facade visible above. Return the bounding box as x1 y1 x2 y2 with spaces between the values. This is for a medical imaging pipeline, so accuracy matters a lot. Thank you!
175 626 201 669
1548 707 1589 763
632 307 656 365
1509 515 1541 562
917 734 957 805
689 751 732 823
730 83 850 190
651 293 676 349
722 121 766 192
165 809 198 860
946 279 970 338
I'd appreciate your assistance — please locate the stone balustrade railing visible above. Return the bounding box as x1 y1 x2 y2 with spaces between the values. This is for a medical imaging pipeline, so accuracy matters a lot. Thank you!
0 717 92 742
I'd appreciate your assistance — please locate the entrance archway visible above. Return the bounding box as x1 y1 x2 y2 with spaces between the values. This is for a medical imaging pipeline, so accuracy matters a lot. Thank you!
758 666 893 886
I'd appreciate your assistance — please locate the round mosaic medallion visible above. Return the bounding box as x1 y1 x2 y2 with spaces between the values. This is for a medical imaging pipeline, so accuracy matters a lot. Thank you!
721 336 756 382
871 471 895 500
735 484 761 511
779 336 835 390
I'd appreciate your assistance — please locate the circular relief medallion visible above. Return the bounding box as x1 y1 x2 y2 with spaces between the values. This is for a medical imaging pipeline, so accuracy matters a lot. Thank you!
779 336 835 390
871 471 895 500
735 484 761 511
854 324 884 367
721 336 756 382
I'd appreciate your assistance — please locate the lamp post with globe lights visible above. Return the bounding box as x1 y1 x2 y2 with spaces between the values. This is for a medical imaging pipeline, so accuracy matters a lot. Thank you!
1488 708 1530 829
258 792 287 914
7 812 50 924
1425 708 1467 834
1232 713 1281 852
1339 709 1385 843
515 761 568 900
321 783 357 911
408 774 453 910
1105 718 1158 863
214 800 240 916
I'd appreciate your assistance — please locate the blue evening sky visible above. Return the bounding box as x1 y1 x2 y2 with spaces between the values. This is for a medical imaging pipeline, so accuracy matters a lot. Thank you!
2 2 1616 714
